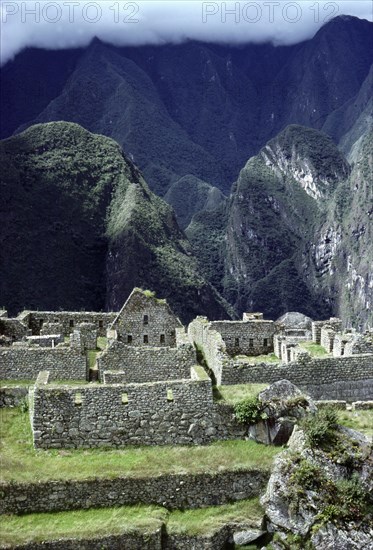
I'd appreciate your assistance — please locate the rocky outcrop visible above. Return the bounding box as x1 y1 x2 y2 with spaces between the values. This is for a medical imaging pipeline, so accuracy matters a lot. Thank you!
261 421 373 549
248 380 316 446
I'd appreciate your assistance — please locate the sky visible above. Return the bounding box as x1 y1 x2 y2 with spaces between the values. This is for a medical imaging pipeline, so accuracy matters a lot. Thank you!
1 0 372 65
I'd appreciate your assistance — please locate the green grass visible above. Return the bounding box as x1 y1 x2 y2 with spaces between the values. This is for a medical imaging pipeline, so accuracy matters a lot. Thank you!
0 505 168 546
298 341 329 357
0 499 264 546
0 408 281 483
233 353 279 364
87 337 107 369
0 380 87 387
337 410 373 437
97 336 108 350
215 384 268 405
167 498 263 535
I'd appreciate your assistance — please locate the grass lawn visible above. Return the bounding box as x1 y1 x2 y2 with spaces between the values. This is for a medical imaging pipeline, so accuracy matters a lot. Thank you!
0 505 168 546
0 380 87 387
168 497 263 535
338 409 373 437
87 336 108 369
298 341 329 357
0 408 281 483
233 353 279 364
0 498 264 546
215 384 268 405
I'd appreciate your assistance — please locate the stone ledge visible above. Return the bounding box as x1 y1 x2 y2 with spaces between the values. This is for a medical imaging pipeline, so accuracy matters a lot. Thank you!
0 469 269 515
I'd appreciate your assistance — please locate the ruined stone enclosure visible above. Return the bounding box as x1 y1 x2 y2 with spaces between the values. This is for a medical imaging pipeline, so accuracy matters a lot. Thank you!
1 292 373 451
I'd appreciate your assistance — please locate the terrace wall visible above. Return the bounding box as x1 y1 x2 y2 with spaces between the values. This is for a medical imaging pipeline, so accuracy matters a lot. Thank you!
0 469 269 515
97 341 196 382
0 347 87 380
31 367 214 448
222 354 373 401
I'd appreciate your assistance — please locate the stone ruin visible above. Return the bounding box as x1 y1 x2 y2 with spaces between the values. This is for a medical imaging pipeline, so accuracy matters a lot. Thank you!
1 291 372 450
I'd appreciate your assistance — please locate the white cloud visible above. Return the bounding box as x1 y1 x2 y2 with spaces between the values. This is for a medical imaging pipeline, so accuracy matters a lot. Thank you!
1 0 372 65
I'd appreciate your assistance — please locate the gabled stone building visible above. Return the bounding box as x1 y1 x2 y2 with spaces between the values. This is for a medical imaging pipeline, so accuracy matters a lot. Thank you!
110 288 183 347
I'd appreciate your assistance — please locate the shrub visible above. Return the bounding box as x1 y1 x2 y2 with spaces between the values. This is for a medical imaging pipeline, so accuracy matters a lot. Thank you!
290 459 323 491
302 406 338 448
234 396 268 425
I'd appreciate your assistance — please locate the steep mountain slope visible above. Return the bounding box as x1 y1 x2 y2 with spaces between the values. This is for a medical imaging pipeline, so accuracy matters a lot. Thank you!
322 63 373 159
0 122 231 322
164 175 225 229
14 41 223 197
2 16 371 202
305 129 373 328
188 124 371 326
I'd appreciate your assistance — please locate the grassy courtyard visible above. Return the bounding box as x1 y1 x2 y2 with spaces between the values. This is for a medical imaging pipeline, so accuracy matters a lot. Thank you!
0 408 280 483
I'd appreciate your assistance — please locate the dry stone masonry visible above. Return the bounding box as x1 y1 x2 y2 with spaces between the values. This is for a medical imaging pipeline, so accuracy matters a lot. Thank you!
1 290 373 451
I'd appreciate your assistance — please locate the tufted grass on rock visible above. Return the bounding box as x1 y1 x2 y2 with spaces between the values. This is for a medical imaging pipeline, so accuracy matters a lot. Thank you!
0 408 280 483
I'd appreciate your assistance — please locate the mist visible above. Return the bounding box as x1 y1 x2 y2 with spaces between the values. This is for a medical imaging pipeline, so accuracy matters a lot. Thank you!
1 0 372 65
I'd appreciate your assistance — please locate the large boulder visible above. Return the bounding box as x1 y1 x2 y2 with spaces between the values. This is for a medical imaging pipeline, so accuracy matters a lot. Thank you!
248 380 316 445
276 312 313 330
261 420 373 549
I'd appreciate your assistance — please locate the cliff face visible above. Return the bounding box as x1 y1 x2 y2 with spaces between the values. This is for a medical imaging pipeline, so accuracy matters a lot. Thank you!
1 16 372 325
187 125 372 327
0 122 231 322
305 130 373 328
2 17 371 199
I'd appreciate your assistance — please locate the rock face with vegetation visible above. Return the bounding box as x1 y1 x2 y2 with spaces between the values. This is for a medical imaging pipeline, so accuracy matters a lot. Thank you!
0 16 372 325
247 381 317 446
261 408 373 549
188 124 372 327
0 122 230 322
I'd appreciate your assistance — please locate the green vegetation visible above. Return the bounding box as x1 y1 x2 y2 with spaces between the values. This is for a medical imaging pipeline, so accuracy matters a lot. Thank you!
0 505 168 546
337 409 373 437
167 498 263 535
0 498 264 546
298 341 329 357
0 380 87 387
233 353 279 363
286 456 371 533
97 336 107 350
0 121 229 323
234 396 268 425
215 384 268 405
0 408 280 483
301 407 339 448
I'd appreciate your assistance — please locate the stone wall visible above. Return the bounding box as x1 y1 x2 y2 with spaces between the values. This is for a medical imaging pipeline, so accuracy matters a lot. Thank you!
320 326 335 353
188 317 229 385
4 532 162 550
0 469 269 515
76 323 97 351
31 367 215 448
112 289 182 347
26 335 64 348
27 312 117 337
222 354 373 401
209 320 275 356
40 322 63 336
0 347 87 380
0 525 244 550
97 341 196 383
0 317 28 340
312 318 342 344
0 386 29 407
